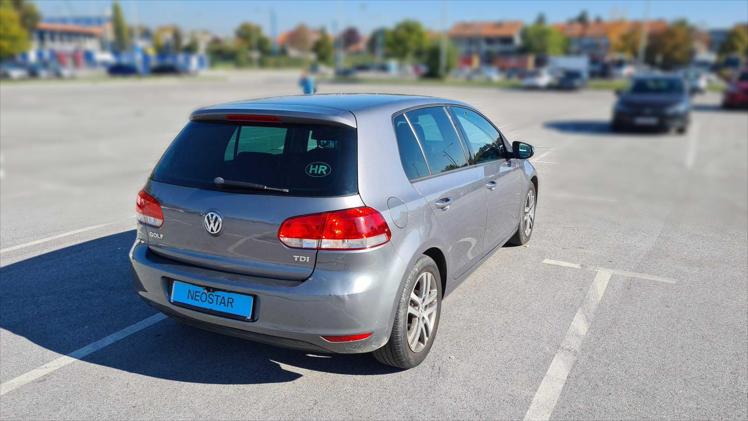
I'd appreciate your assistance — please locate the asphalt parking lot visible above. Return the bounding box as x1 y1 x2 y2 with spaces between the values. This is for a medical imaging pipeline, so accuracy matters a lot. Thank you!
1 70 746 419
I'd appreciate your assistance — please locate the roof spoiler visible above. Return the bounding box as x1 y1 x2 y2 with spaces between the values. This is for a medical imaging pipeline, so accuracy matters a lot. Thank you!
190 105 357 128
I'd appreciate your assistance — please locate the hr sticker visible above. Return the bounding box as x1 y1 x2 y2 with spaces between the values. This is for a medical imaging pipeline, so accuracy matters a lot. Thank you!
305 162 331 177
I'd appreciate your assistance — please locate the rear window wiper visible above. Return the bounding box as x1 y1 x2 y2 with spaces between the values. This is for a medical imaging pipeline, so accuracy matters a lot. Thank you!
213 177 289 193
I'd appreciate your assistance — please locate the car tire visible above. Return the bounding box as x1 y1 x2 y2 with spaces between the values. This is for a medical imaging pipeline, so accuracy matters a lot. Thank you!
676 125 688 135
508 183 537 246
373 255 442 369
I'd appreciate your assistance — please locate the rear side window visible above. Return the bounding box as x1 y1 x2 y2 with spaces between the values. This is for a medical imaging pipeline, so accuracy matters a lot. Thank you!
405 107 468 174
450 107 505 164
393 114 430 180
152 121 357 197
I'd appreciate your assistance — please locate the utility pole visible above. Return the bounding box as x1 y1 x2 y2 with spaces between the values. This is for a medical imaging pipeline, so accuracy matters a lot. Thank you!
439 2 448 77
270 7 278 55
637 0 650 64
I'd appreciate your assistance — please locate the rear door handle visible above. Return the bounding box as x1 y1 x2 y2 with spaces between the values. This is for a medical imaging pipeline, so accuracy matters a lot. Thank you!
486 181 497 191
434 197 452 211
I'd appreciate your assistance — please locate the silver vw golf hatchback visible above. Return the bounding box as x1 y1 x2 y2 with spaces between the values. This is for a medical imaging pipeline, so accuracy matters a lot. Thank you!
130 94 538 368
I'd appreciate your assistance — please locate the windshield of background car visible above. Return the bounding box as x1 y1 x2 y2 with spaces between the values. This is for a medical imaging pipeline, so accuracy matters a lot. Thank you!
630 78 685 94
151 120 357 196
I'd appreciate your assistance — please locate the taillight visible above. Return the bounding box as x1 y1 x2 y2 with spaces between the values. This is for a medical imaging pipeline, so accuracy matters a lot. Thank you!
135 189 164 227
278 207 391 250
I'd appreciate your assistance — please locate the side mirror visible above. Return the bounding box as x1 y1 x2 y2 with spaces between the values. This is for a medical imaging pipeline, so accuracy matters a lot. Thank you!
512 141 534 159
615 88 623 96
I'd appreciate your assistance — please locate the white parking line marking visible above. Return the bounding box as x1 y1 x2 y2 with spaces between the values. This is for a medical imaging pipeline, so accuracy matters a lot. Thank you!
524 270 613 421
542 259 582 269
0 219 131 254
532 149 554 162
0 313 166 396
525 259 677 419
542 258 676 284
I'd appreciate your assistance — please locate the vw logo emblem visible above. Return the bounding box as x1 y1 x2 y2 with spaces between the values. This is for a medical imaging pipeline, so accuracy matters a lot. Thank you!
203 211 223 236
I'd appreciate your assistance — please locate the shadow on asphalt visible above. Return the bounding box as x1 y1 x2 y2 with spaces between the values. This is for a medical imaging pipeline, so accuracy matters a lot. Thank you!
544 120 674 136
691 103 748 113
0 231 397 385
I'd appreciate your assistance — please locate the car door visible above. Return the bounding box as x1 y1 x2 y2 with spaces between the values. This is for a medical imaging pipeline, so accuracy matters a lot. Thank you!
404 106 488 279
449 106 521 249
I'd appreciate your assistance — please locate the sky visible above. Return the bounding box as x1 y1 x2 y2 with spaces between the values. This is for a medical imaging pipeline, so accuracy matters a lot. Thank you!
36 0 748 37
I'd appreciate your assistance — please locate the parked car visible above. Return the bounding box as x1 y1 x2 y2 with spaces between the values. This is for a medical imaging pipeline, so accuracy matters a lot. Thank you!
334 67 356 78
130 94 538 369
467 66 502 82
504 68 528 80
150 63 187 75
554 70 587 90
722 68 748 109
0 62 29 80
609 61 635 79
28 62 75 79
107 63 140 76
679 68 708 94
28 63 55 78
521 69 553 89
612 75 691 133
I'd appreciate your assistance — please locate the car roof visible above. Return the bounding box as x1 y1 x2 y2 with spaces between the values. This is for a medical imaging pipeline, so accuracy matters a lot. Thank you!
191 94 469 128
204 93 466 111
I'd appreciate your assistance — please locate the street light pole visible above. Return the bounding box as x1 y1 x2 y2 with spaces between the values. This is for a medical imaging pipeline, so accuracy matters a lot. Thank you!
637 0 650 64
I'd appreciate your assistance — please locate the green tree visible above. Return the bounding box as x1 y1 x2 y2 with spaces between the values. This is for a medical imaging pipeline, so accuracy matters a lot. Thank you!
569 10 589 25
521 22 568 55
312 28 333 65
0 1 29 60
206 38 237 63
367 27 387 57
173 27 183 52
719 26 748 58
183 36 199 54
112 1 129 52
423 39 457 79
286 24 314 53
235 22 271 55
614 28 642 58
340 26 362 50
384 20 429 62
646 20 693 69
9 0 38 33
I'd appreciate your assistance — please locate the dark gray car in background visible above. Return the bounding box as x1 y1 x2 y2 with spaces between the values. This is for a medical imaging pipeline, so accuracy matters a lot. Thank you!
130 94 538 368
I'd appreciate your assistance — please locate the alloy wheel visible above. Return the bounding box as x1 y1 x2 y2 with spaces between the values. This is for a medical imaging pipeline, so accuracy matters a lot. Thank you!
406 271 438 353
523 189 536 237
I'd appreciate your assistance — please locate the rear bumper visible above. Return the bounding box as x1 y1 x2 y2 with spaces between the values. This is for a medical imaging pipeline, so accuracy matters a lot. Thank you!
129 240 402 354
612 111 689 130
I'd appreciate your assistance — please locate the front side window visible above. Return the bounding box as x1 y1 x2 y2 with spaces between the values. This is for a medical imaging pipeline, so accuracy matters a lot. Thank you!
393 114 430 180
450 107 505 164
405 107 468 175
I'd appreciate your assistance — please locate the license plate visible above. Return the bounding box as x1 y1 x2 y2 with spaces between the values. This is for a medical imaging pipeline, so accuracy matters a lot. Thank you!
170 281 254 319
634 116 658 125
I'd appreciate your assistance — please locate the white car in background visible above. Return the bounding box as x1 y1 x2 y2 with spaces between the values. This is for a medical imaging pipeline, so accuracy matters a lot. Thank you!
522 69 553 89
679 68 708 94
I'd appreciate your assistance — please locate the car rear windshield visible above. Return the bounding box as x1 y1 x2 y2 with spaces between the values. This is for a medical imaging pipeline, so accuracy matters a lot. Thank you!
630 78 685 94
151 120 357 197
